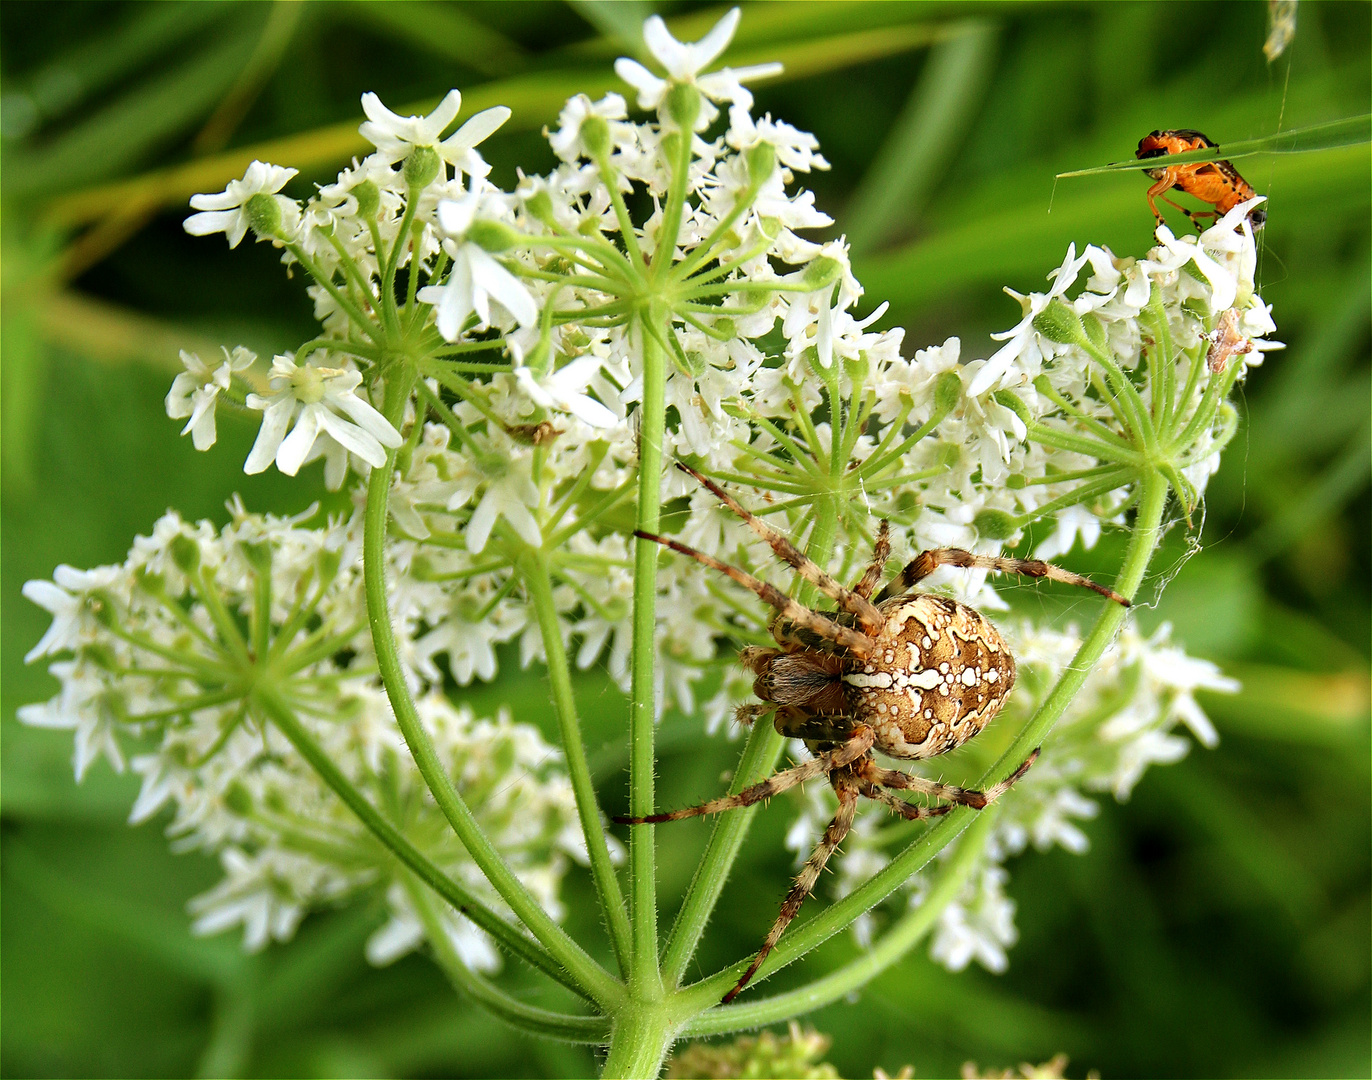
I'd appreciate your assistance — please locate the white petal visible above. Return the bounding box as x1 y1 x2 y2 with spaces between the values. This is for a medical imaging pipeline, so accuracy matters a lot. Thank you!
967 332 1026 397
642 15 689 74
690 8 742 73
183 209 240 239
427 89 464 136
333 393 402 447
316 409 387 468
469 246 538 328
243 398 295 474
466 490 498 553
614 58 667 109
443 105 511 152
501 497 544 548
276 405 322 475
568 395 618 429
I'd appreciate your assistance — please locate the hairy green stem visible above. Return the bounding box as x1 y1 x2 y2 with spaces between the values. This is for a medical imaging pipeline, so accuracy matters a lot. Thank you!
525 554 634 975
601 1000 677 1080
364 366 621 1009
627 321 668 994
403 873 612 1044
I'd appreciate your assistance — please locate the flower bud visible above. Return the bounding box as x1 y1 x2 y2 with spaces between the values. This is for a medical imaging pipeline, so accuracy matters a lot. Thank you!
1082 313 1108 351
523 188 556 226
1032 299 1086 345
580 115 612 159
992 390 1032 426
677 349 708 377
799 256 843 291
238 540 274 576
466 220 520 253
403 145 442 189
934 370 963 416
223 782 254 816
244 192 283 241
974 509 1020 540
712 317 737 340
666 82 702 131
134 568 167 599
353 179 381 219
171 534 202 574
745 141 777 186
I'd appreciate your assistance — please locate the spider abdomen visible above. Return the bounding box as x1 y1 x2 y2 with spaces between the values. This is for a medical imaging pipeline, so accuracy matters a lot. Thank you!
842 593 1016 759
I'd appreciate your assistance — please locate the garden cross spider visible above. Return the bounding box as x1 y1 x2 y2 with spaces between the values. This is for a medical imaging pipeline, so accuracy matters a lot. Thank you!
617 464 1129 1003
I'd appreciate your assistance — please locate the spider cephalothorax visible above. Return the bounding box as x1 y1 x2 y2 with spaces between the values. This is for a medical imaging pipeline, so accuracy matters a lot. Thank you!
617 464 1129 1003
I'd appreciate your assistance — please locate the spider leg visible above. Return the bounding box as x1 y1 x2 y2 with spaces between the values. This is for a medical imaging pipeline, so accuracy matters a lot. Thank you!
613 725 875 824
874 548 1129 607
722 769 862 1003
676 463 884 633
636 530 875 656
857 779 954 822
733 702 773 726
852 520 891 600
866 748 1039 809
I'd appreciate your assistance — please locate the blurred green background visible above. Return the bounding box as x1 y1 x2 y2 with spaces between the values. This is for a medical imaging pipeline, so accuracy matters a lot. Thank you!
2 3 1368 1077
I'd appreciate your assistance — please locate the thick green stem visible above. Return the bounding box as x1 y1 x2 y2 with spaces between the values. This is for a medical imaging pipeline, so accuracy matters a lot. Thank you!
525 554 634 975
676 470 1171 1009
627 321 668 994
659 719 786 987
403 873 611 1044
364 366 621 1010
601 1000 678 1080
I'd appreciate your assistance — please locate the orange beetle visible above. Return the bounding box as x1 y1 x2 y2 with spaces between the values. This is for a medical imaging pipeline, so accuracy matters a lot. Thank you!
1136 129 1265 232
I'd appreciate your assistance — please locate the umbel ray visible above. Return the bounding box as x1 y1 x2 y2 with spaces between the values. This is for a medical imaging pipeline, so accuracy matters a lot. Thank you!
617 463 1129 1003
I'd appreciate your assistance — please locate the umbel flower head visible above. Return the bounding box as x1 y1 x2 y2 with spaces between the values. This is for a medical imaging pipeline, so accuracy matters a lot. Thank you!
17 6 1273 1032
20 504 588 962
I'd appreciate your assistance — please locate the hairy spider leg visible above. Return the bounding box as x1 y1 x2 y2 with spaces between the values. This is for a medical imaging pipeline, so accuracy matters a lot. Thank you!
676 463 885 633
852 520 892 601
856 779 955 822
874 548 1130 607
613 724 876 824
868 747 1041 810
722 768 863 1004
636 530 875 656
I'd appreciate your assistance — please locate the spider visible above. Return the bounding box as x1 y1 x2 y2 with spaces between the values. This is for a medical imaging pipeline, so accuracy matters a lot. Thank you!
616 464 1129 1003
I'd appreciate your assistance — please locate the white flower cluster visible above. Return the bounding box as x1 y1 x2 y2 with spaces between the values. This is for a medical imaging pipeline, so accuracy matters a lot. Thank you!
20 504 585 966
27 8 1274 992
159 7 1277 716
787 620 1236 974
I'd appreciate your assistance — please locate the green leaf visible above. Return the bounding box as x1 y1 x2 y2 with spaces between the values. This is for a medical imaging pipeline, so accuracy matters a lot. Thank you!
343 1 529 77
1056 114 1372 178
